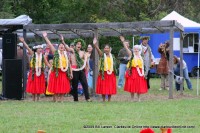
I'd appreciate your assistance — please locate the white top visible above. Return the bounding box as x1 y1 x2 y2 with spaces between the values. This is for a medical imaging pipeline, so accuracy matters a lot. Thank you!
161 11 200 27
140 44 156 62
174 58 186 69
180 58 187 69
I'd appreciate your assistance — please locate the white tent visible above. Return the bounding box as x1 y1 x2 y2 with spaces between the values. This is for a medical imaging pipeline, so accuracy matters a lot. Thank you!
162 11 200 96
0 15 33 37
161 11 200 27
0 15 32 26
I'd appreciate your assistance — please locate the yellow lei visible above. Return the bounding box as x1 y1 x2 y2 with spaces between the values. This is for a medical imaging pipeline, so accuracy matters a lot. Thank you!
104 57 113 71
30 57 42 68
58 55 67 68
127 58 143 68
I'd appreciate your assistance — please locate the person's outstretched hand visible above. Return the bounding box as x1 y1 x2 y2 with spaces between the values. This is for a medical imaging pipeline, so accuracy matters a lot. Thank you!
60 34 64 41
42 31 47 37
19 37 24 43
120 36 125 42
93 37 97 45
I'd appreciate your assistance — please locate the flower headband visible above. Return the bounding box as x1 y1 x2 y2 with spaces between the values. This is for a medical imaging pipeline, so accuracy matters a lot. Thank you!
17 43 23 47
33 45 43 49
133 45 141 51
73 38 86 50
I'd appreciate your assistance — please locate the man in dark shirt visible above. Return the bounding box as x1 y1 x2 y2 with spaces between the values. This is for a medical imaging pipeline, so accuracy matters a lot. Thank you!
117 40 131 88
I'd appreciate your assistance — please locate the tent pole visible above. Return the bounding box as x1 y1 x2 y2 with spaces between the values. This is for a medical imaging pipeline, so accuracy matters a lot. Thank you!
180 32 184 94
93 29 99 98
197 31 200 96
180 31 184 95
169 27 174 99
23 28 27 99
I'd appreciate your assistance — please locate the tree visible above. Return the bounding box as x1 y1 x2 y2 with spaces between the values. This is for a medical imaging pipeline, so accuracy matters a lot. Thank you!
0 0 15 18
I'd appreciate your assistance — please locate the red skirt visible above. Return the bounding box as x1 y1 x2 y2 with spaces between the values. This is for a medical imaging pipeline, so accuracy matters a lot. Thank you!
26 70 45 94
48 69 70 94
124 68 148 94
96 72 117 95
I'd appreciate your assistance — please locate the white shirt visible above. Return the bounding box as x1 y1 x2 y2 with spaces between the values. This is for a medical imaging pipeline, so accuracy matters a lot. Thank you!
139 44 156 63
179 58 186 69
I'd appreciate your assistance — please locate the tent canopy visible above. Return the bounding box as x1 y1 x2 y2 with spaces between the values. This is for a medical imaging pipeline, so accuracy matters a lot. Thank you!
161 11 200 28
0 15 32 25
0 15 32 34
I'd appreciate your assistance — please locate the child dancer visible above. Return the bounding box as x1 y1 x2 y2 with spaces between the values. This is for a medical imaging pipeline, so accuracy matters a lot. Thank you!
120 36 148 101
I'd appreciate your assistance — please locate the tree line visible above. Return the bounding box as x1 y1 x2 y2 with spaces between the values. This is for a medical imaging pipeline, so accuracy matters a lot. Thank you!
1 0 200 23
1 0 200 56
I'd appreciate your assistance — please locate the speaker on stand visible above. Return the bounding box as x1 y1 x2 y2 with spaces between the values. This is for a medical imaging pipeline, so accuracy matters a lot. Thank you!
1 33 24 100
2 59 23 100
2 33 17 59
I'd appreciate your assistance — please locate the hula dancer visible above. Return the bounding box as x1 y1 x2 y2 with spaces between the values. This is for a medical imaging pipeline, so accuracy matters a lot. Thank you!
93 37 117 102
43 32 73 102
69 38 91 102
120 36 148 101
19 37 50 101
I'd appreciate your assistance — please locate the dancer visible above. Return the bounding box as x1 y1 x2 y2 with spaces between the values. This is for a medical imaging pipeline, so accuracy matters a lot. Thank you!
93 37 117 102
19 37 50 101
120 36 148 101
69 38 91 102
43 32 72 102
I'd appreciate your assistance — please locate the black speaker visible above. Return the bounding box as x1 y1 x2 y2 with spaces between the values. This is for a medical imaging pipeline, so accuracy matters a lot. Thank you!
2 33 17 59
2 59 23 100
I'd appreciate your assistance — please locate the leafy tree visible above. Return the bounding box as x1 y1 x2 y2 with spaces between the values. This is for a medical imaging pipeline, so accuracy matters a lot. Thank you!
1 0 200 57
0 0 15 18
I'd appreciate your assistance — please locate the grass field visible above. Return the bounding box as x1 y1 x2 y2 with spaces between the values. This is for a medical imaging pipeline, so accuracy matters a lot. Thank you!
0 78 199 133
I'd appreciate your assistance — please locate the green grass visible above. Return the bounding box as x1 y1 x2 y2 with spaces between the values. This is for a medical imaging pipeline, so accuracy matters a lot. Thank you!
0 78 200 133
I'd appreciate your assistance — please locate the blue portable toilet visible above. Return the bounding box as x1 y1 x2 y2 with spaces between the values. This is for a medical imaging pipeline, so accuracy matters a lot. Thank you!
146 11 200 77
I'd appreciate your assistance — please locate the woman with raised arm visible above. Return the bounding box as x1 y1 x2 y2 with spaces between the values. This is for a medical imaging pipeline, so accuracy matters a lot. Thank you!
86 44 94 96
42 32 73 102
19 37 50 101
120 36 148 102
157 41 170 90
93 37 117 102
